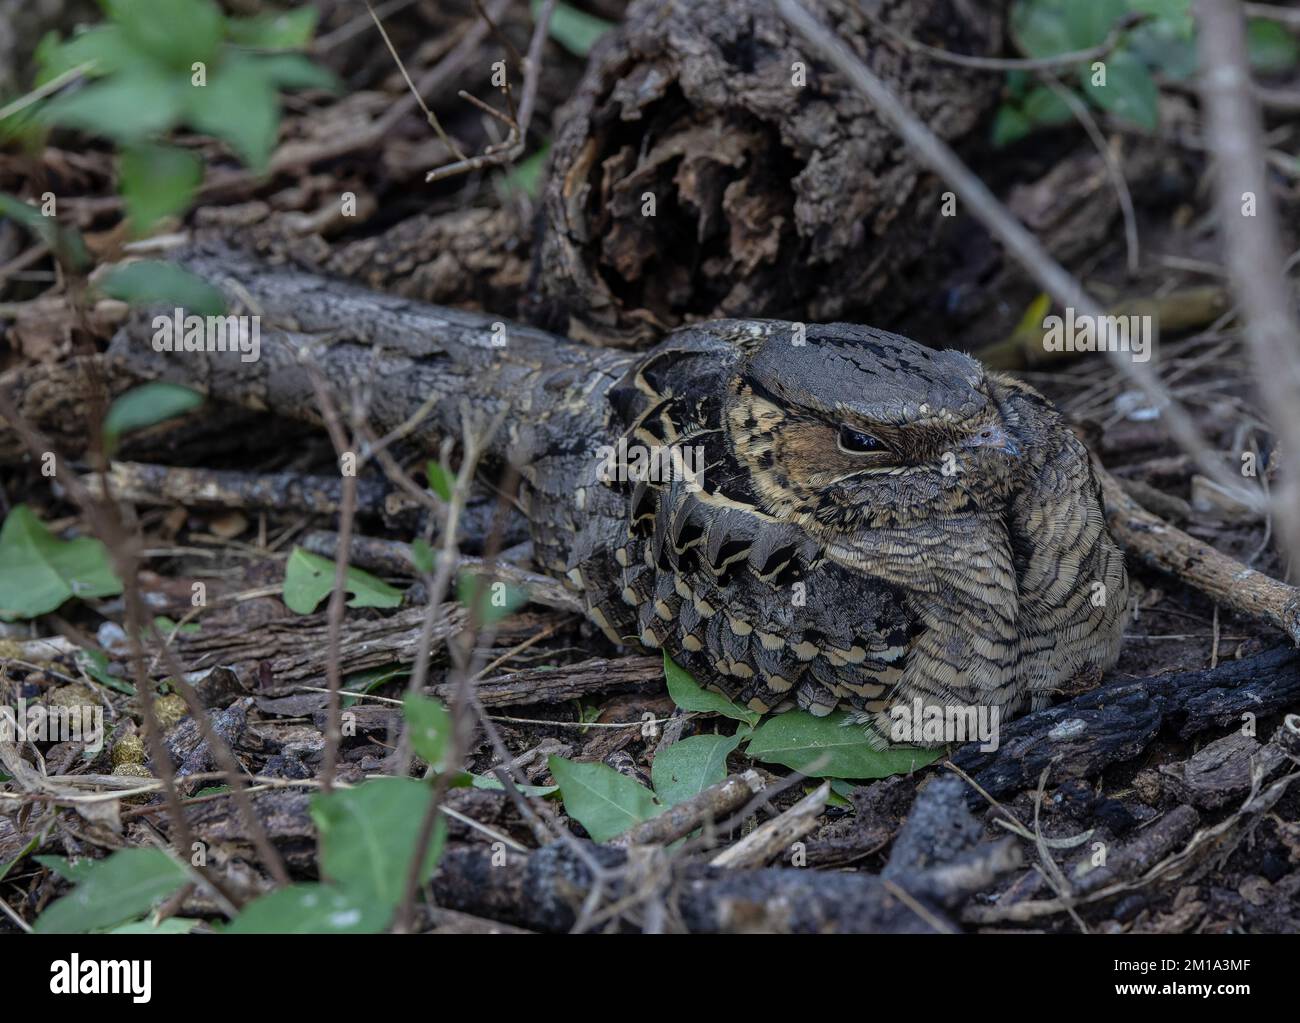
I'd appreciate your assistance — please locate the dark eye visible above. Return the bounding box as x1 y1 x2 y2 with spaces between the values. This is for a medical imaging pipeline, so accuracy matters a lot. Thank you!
837 424 884 454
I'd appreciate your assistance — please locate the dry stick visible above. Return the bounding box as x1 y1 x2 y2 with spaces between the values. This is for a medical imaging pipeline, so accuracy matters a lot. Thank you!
1196 0 1300 574
609 771 766 849
775 0 1266 516
708 781 829 868
305 370 361 795
1097 464 1300 644
365 0 467 161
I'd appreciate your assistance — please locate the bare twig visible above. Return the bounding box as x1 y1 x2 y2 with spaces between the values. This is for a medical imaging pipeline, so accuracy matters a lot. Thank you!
1196 0 1300 573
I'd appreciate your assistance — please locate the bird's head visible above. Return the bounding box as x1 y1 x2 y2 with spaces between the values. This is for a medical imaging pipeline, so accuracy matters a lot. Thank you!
724 324 1025 534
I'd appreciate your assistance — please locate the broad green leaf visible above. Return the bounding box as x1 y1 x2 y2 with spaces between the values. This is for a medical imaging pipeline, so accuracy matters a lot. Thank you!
33 849 188 934
1247 19 1300 74
227 8 319 49
343 663 409 708
310 778 446 911
1022 85 1074 128
425 460 453 501
536 0 612 56
282 546 403 615
34 855 96 883
35 26 139 83
1010 0 1076 58
467 772 557 797
40 69 184 141
99 260 227 316
403 694 452 770
651 731 744 807
1127 19 1197 79
119 143 202 235
103 382 204 448
0 506 122 621
108 917 200 933
153 615 201 638
663 653 759 727
104 0 225 69
1080 50 1159 130
254 54 340 92
1063 0 1129 50
549 755 663 842
456 573 528 625
744 710 945 780
225 884 389 934
184 56 279 169
77 648 135 696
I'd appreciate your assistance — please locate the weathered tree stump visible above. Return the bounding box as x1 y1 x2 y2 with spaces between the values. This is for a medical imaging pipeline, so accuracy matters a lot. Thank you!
530 0 1006 346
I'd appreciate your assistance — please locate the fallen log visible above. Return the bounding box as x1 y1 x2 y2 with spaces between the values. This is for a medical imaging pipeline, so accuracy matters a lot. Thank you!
951 645 1300 799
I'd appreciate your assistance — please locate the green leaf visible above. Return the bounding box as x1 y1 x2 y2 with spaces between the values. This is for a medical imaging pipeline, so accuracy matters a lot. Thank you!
991 104 1032 147
33 849 188 934
425 460 453 501
1010 0 1076 58
409 538 435 575
103 382 204 448
502 143 550 197
536 0 612 57
1127 19 1198 78
77 648 135 696
1247 19 1299 74
466 772 557 797
35 25 140 84
0 506 122 621
104 0 225 69
154 615 201 638
119 143 202 236
663 653 759 727
651 732 744 807
282 547 403 615
98 260 227 315
310 778 446 911
254 54 340 92
34 855 96 883
1080 50 1159 130
403 693 452 770
225 884 389 934
107 917 200 933
744 710 945 780
456 573 528 625
0 192 89 270
184 55 279 169
549 755 663 842
40 69 185 141
0 836 39 883
1022 85 1074 128
1063 0 1129 50
227 8 319 49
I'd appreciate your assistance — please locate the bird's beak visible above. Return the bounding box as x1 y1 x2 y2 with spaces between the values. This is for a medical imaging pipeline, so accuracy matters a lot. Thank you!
961 422 1021 458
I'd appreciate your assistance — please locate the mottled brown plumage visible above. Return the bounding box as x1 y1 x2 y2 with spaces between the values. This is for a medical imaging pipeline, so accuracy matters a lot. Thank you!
517 319 1127 745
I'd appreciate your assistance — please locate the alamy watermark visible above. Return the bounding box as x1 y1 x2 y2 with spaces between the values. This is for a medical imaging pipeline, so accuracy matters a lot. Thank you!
1042 308 1154 363
597 439 706 491
0 699 104 754
889 698 1000 752
151 308 260 363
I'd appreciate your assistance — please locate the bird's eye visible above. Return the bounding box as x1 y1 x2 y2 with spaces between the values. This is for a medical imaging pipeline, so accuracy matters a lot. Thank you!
837 424 885 454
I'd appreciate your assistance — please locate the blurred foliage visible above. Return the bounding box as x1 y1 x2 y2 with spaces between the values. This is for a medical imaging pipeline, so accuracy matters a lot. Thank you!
997 0 1299 144
1 0 338 237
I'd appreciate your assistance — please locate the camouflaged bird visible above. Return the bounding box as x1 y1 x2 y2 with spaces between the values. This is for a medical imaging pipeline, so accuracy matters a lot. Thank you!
512 319 1128 745
113 254 1127 746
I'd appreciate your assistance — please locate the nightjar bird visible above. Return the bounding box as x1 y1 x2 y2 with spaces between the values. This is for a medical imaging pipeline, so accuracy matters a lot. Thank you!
521 319 1128 746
